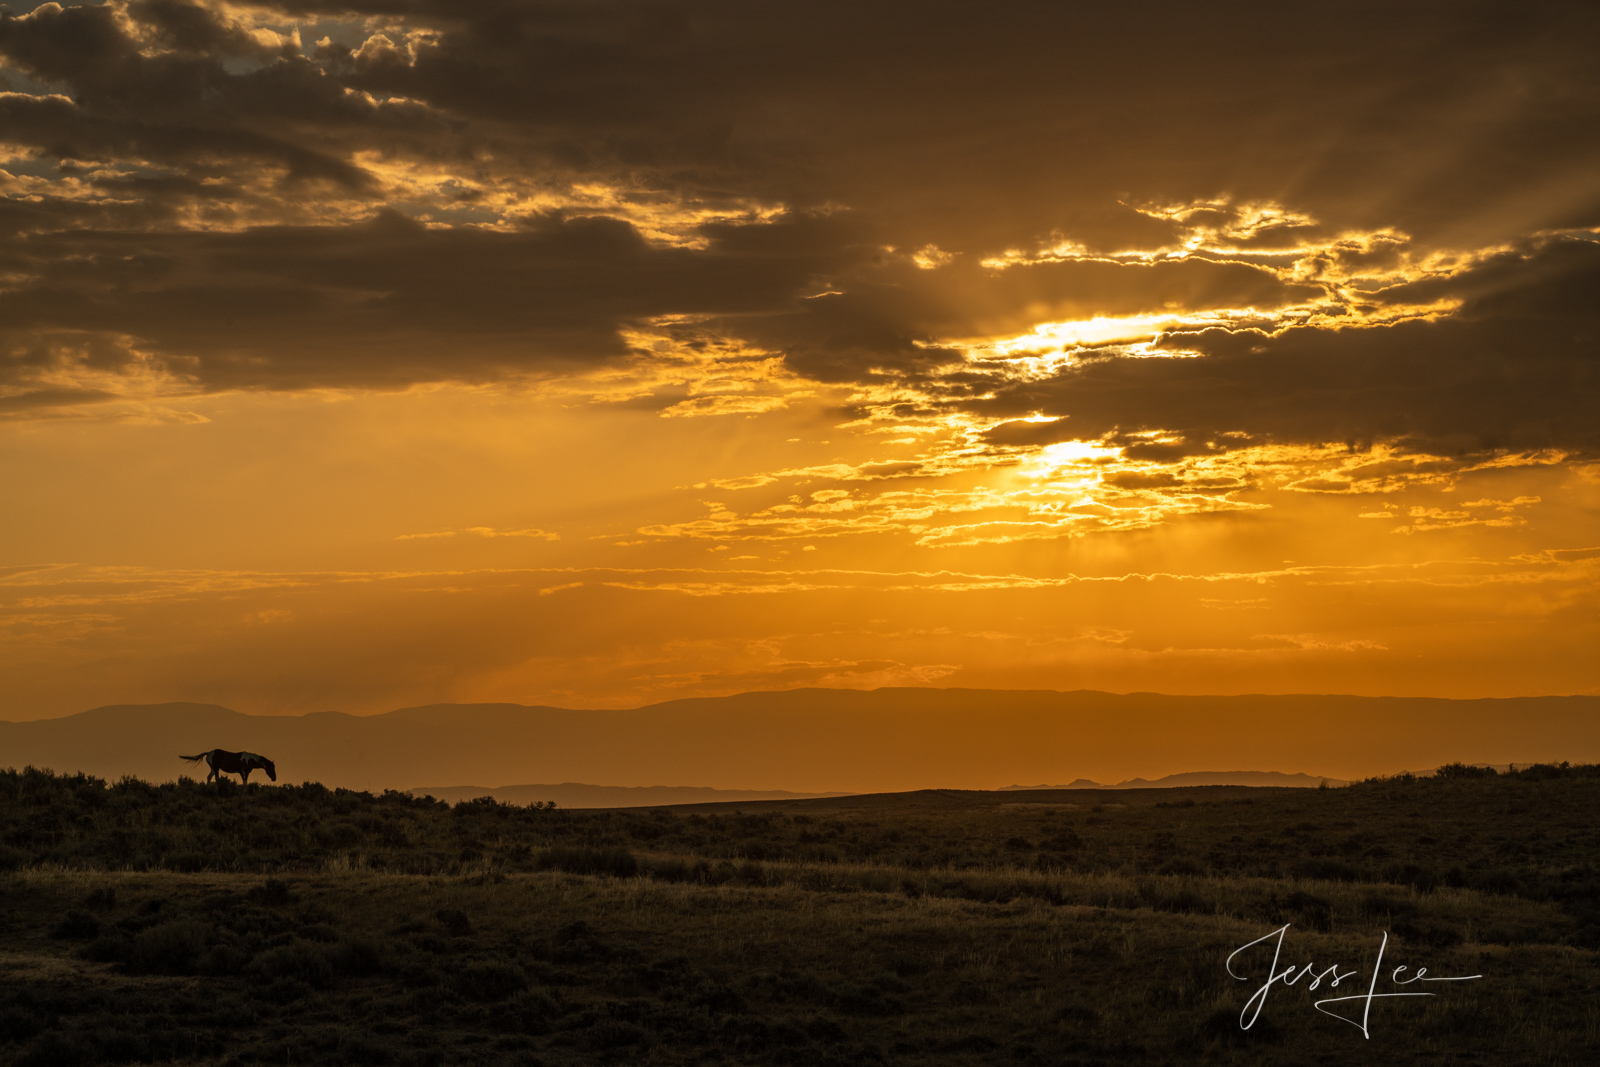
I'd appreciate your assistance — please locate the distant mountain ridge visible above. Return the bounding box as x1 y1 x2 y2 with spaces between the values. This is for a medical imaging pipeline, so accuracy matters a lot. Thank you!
3 688 1596 794
1002 771 1349 789
412 783 855 808
417 773 1339 809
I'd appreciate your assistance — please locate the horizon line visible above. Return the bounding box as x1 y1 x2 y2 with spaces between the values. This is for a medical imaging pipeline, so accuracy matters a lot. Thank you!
6 685 1600 724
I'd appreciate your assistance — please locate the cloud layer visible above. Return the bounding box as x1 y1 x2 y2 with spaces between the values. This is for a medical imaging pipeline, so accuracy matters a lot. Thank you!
2 1 1596 442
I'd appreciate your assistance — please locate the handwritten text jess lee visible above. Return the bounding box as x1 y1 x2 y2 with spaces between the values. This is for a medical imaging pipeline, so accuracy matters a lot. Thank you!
1226 924 1482 1038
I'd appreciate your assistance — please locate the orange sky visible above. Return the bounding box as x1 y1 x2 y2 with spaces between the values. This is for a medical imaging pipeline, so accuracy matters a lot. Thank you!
1 1 1598 719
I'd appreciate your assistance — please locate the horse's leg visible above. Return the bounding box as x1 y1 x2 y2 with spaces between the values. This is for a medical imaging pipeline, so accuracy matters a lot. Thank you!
240 768 251 784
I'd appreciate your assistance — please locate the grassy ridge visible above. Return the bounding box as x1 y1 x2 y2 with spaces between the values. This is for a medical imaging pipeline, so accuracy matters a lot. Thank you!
5 764 1597 941
1 766 1597 1064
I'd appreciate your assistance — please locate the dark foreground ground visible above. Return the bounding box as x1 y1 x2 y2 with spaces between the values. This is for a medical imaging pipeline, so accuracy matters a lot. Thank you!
1 765 1597 1065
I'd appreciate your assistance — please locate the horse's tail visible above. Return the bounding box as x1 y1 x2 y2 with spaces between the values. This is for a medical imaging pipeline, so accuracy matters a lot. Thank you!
178 753 210 763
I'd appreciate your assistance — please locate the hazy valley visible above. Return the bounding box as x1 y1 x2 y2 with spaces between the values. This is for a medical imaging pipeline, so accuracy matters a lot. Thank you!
5 689 1595 795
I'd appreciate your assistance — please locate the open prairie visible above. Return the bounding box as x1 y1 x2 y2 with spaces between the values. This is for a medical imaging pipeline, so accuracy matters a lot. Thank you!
2 765 1596 1065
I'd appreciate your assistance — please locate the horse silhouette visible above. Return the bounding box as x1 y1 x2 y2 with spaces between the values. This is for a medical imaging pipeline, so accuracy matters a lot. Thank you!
179 749 277 784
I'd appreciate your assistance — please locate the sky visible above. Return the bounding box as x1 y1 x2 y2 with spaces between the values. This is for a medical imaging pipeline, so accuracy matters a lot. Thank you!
1 0 1597 719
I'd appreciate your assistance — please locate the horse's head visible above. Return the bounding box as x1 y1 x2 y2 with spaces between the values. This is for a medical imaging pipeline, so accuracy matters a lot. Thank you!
244 753 277 782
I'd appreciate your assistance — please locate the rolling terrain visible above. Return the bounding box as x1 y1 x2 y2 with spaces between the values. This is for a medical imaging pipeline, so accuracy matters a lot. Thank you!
0 764 1595 1065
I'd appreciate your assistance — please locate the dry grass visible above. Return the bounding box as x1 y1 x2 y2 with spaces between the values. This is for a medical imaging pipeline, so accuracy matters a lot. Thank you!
1 766 1597 1064
1 863 1595 1065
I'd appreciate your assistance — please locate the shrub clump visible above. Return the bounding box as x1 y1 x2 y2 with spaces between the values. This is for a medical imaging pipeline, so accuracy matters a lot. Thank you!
248 941 336 989
128 921 210 975
535 846 638 878
48 911 99 940
435 908 472 936
454 960 528 1002
1434 762 1498 779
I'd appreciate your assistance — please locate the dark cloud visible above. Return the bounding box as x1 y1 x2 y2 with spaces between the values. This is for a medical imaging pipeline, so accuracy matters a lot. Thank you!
7 2 1597 229
0 383 116 413
0 90 375 189
977 237 1600 456
0 0 1596 415
729 251 1323 386
0 209 864 391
